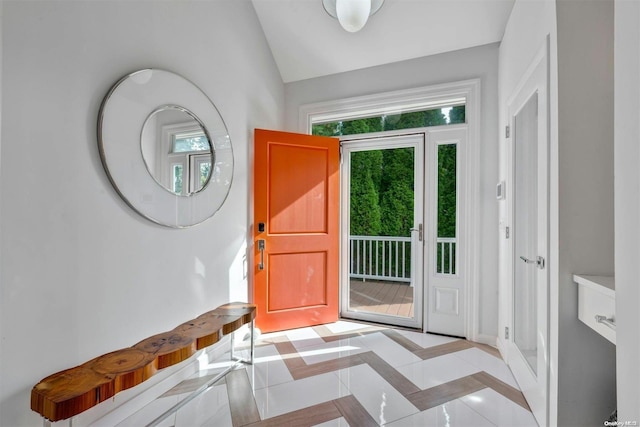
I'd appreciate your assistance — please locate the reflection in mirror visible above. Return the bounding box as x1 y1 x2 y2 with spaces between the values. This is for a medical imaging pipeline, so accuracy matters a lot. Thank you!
141 106 213 196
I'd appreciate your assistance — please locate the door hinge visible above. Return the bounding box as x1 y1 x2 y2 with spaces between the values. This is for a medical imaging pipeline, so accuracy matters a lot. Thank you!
505 226 510 239
505 326 510 340
505 125 510 138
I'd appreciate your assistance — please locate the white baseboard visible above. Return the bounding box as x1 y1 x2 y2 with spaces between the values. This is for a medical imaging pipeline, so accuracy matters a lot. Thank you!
496 335 508 360
473 333 498 347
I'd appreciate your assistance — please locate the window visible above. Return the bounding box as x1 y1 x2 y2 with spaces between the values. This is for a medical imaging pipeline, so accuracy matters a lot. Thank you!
436 143 457 275
166 128 212 196
312 105 465 136
173 132 210 153
172 163 184 194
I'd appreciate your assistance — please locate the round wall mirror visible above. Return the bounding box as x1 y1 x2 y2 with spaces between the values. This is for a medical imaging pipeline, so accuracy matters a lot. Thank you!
98 69 233 228
140 106 213 196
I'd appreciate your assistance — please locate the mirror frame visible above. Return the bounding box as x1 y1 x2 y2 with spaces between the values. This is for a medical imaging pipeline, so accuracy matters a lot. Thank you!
97 69 233 228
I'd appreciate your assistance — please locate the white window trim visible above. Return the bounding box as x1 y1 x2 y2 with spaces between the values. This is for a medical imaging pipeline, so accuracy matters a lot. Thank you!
298 79 476 132
297 79 483 343
189 153 212 193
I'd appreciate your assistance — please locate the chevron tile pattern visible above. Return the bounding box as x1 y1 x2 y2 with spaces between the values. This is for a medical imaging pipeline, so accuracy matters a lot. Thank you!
119 321 538 427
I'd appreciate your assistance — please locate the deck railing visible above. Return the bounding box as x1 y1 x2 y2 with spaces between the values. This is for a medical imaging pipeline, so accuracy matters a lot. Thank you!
349 235 457 282
349 235 412 282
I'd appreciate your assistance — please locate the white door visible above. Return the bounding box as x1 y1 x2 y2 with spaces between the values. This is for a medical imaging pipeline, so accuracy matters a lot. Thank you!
507 44 549 427
340 134 424 329
426 127 467 337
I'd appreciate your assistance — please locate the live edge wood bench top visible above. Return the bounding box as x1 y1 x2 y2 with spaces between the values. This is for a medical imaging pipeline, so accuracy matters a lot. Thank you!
31 302 256 422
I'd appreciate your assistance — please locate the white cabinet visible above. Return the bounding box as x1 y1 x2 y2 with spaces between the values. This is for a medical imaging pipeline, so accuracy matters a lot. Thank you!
574 275 616 345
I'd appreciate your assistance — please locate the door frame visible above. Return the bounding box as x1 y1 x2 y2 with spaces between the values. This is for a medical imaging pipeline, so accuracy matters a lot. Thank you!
298 80 482 341
504 40 550 427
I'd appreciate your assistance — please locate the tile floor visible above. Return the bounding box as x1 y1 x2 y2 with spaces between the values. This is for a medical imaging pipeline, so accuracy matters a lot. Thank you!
119 321 538 427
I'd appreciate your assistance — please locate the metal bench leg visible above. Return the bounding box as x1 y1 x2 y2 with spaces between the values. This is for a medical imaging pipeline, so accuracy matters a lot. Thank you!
249 319 255 365
230 330 236 361
230 320 255 365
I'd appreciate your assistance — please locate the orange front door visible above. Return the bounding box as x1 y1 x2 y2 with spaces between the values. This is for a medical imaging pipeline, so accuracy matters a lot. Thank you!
253 129 340 333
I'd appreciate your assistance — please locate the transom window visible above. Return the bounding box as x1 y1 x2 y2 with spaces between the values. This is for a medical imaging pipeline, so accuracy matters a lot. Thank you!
172 131 210 153
312 105 465 136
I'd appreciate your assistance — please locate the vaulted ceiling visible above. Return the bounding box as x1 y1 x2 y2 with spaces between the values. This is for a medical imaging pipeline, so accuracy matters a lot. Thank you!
251 0 515 83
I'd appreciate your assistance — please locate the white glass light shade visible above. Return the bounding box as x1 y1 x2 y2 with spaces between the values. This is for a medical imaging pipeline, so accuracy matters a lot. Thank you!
336 0 371 33
323 0 384 33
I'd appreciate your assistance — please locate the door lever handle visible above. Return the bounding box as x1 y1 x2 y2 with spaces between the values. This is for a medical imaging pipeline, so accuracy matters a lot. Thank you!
258 240 265 270
519 255 545 269
410 224 423 242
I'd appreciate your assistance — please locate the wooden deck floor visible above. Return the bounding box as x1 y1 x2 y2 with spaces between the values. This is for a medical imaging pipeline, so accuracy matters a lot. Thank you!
349 279 414 317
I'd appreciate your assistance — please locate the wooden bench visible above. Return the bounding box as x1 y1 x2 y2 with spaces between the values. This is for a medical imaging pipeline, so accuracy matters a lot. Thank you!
31 302 256 424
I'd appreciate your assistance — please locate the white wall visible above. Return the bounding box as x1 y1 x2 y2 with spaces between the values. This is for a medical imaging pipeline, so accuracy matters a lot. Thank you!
499 0 616 424
0 1 284 425
285 43 500 340
556 1 616 424
0 5 4 421
614 0 640 421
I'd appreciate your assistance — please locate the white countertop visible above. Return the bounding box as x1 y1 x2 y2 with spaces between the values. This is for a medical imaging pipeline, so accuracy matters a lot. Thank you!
573 274 615 297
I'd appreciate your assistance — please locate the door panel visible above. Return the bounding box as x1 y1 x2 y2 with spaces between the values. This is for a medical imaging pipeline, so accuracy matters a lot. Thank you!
253 129 340 333
426 128 466 337
268 252 327 310
514 93 539 375
340 135 424 329
268 144 329 234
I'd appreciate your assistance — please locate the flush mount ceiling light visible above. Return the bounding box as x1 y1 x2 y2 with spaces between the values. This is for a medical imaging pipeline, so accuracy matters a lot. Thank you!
322 0 385 33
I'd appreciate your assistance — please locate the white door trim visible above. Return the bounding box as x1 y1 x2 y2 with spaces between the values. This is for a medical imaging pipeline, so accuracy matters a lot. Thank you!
504 40 550 427
298 79 478 131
